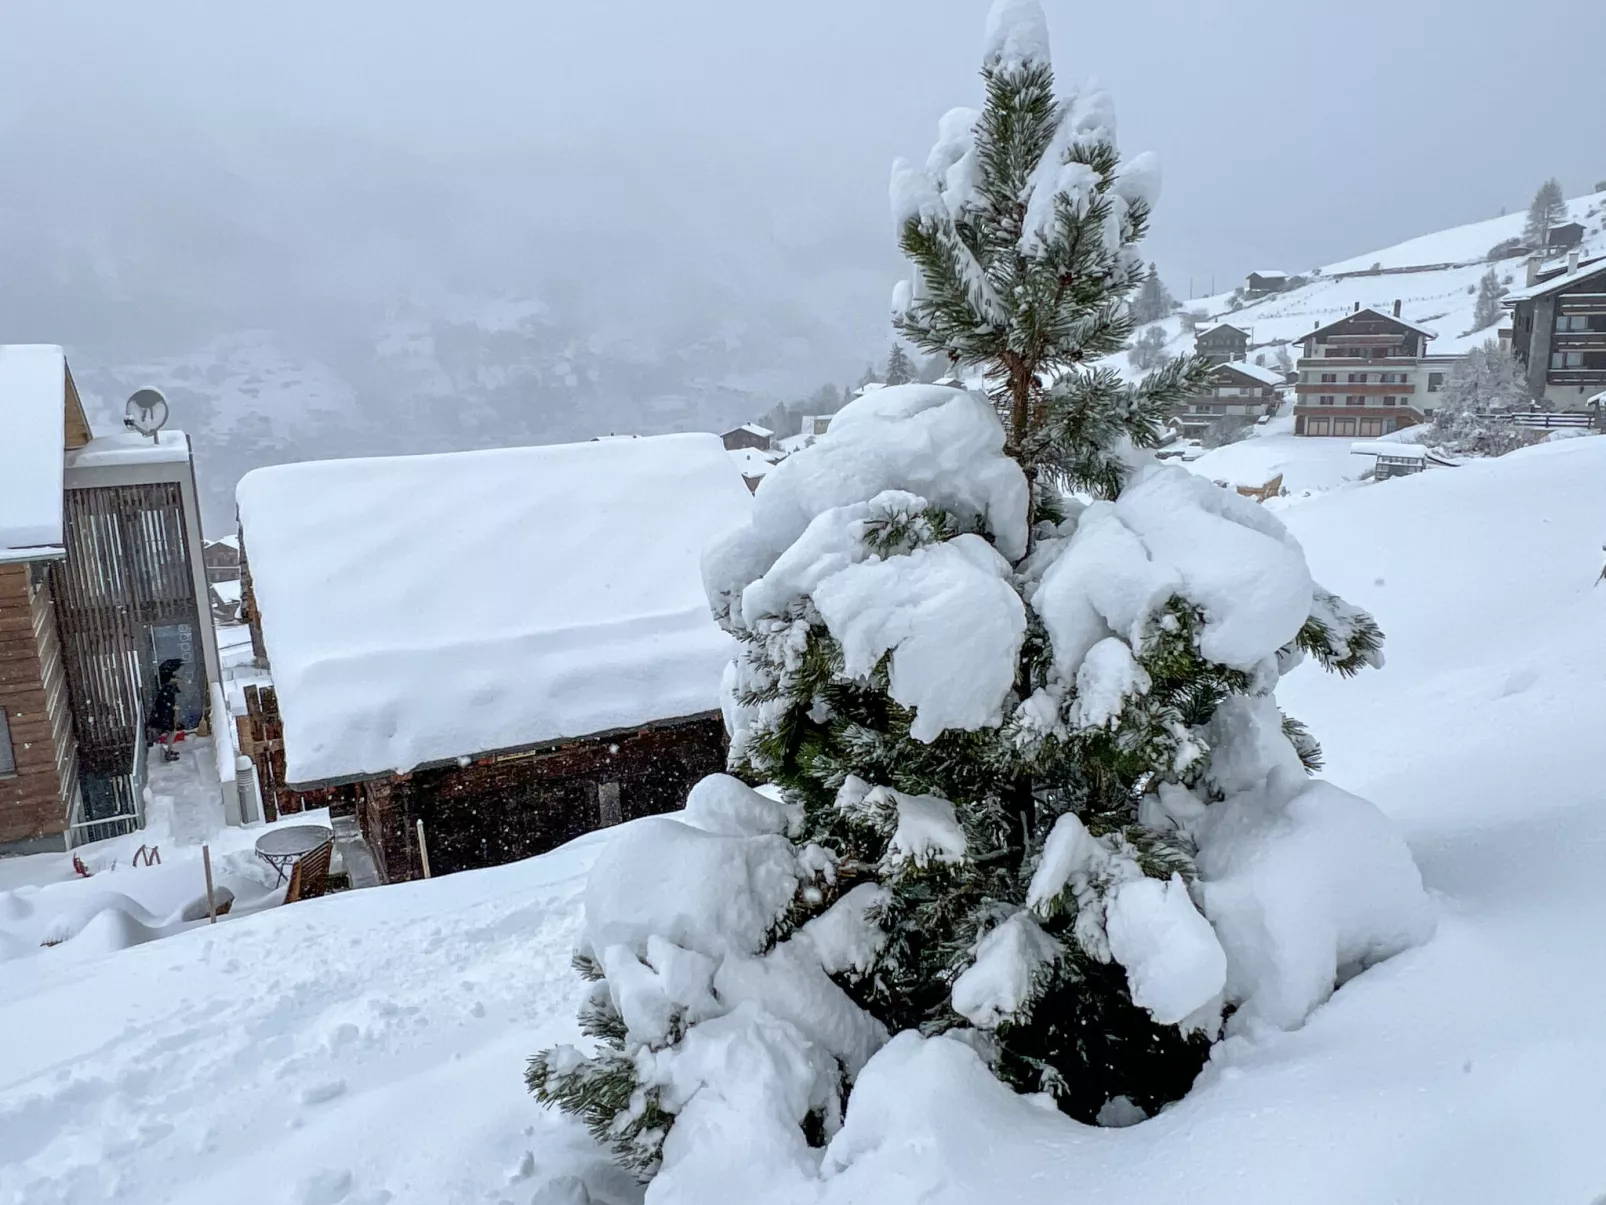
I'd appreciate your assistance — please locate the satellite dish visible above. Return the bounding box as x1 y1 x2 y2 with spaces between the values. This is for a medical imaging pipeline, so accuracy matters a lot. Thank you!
124 388 170 441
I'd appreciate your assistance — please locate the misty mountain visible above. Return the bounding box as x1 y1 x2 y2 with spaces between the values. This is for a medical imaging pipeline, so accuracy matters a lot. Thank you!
0 104 897 532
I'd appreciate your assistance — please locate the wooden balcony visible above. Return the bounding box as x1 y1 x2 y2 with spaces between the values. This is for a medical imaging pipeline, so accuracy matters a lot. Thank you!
1295 382 1416 395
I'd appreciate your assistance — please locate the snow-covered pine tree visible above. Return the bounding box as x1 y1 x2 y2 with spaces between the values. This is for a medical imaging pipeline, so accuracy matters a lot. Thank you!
529 0 1396 1184
1523 178 1566 247
1470 268 1507 332
884 344 916 385
1130 261 1177 324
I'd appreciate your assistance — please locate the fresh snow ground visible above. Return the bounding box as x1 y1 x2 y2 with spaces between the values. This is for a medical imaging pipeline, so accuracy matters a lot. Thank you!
3 437 1606 1204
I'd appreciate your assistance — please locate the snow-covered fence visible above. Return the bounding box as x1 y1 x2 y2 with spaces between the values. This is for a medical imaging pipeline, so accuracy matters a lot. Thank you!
1500 411 1596 431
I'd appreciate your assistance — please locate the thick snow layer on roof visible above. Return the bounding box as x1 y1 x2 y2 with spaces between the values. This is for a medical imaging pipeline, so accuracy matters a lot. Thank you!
734 423 774 438
236 433 752 784
1216 360 1284 387
0 344 66 560
64 429 191 469
1500 256 1606 303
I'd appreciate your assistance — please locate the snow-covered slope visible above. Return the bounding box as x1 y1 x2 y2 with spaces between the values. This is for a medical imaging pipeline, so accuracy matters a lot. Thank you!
1124 189 1606 373
3 436 1603 1204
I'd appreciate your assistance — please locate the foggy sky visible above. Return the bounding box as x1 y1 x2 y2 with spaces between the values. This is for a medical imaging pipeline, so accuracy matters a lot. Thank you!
4 0 1603 323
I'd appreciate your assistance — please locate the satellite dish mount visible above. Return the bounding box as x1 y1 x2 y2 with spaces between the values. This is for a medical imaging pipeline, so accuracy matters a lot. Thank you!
124 388 170 444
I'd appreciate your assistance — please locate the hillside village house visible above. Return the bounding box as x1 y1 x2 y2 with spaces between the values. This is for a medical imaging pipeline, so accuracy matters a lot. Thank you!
1505 253 1606 409
1292 304 1452 437
720 423 773 452
1244 271 1288 298
234 433 753 883
1174 360 1283 437
1 345 222 852
1193 323 1251 366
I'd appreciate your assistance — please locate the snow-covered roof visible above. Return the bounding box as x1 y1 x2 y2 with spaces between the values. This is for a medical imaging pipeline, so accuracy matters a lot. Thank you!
209 578 243 605
728 448 778 478
0 344 67 563
1197 323 1249 338
1501 257 1606 303
236 433 753 785
206 534 240 551
1248 270 1287 280
1216 361 1285 388
64 430 191 469
731 422 773 438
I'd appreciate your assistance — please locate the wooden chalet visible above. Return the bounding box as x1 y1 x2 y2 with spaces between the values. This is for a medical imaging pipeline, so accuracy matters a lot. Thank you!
1245 271 1288 298
1505 254 1606 410
1 345 221 853
1193 323 1250 366
1292 304 1438 437
1174 361 1283 436
203 535 241 583
235 432 754 884
721 423 773 453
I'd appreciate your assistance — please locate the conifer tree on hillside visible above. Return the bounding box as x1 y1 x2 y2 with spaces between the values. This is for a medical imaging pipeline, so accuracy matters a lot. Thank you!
884 343 916 385
1130 261 1178 324
1127 324 1169 371
529 0 1394 1182
1524 178 1566 246
1470 268 1508 333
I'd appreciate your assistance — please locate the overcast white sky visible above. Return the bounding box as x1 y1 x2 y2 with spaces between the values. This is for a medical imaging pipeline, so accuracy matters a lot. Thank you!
4 0 1603 309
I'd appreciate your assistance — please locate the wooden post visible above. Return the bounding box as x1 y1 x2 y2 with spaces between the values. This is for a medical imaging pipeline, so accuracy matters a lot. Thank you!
415 818 433 879
202 844 217 924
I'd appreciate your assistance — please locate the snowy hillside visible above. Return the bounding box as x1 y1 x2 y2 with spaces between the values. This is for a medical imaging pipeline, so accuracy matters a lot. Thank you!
3 437 1603 1205
1123 189 1606 371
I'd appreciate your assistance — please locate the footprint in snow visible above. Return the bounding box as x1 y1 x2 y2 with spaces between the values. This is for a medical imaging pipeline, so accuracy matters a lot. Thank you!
299 1078 346 1106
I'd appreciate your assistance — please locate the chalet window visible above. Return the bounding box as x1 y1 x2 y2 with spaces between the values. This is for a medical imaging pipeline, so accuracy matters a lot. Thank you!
1556 315 1589 332
1334 418 1357 435
597 781 622 827
1359 419 1384 436
1428 372 1445 391
1383 396 1397 407
0 708 14 777
1345 395 1363 406
1551 351 1584 369
1307 418 1331 435
1347 373 1365 383
1320 373 1337 383
1318 394 1335 405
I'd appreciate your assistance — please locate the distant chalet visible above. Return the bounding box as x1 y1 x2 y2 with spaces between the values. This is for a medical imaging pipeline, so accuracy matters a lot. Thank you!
1291 305 1452 438
235 433 753 883
1193 323 1251 366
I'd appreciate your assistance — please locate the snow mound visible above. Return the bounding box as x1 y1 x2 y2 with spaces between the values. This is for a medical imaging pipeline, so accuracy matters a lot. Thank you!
1104 874 1225 1028
583 816 799 962
1034 462 1313 680
1196 773 1434 1031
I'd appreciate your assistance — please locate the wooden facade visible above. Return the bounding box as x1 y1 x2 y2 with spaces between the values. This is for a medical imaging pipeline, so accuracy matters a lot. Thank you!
0 565 78 849
721 425 773 453
1194 324 1250 366
241 681 725 884
1507 259 1606 407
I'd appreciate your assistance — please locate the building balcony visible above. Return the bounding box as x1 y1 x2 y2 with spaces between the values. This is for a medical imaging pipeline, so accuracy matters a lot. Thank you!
1295 382 1416 395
